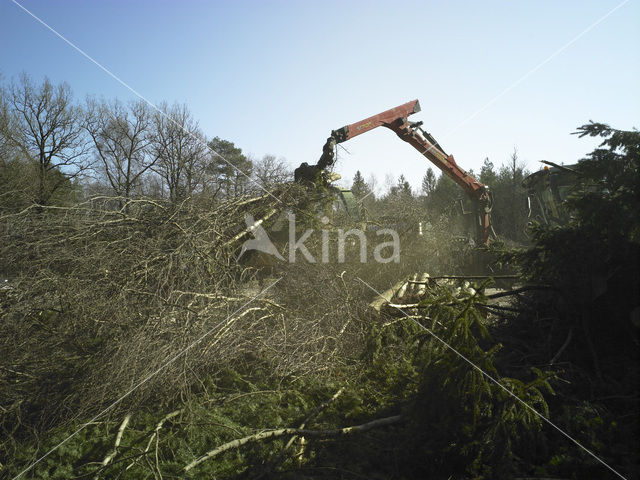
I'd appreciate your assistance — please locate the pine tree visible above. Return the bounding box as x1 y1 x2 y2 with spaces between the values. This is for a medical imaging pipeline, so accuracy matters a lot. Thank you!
396 174 412 197
351 170 370 199
480 157 497 186
428 173 459 214
421 167 436 196
207 137 253 198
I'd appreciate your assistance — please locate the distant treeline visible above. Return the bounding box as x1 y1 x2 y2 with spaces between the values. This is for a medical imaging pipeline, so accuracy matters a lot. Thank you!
349 150 531 243
0 73 291 213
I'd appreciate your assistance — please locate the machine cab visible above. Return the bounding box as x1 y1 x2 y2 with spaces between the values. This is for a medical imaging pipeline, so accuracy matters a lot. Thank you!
522 164 578 226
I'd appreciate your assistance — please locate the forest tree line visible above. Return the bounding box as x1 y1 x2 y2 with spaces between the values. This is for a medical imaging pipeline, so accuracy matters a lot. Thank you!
1 73 537 246
0 72 601 247
349 150 531 243
0 73 290 213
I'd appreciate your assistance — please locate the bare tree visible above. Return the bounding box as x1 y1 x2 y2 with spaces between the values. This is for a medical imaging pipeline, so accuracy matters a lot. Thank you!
0 85 32 210
366 173 379 197
0 83 17 171
0 73 88 205
0 82 12 160
383 173 395 197
251 154 291 190
84 98 157 210
150 103 207 202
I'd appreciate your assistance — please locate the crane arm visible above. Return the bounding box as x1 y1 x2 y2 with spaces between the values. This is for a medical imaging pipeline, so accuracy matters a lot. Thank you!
331 99 422 143
307 99 493 245
320 99 486 200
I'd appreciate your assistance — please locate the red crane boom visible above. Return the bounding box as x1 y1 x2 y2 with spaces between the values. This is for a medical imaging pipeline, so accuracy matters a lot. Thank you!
307 99 493 245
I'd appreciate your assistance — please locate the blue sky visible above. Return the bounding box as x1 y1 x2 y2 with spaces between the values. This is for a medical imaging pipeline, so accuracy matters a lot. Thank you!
1 0 638 193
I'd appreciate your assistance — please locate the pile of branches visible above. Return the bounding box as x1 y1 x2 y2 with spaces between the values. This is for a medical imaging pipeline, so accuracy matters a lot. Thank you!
0 184 369 463
2 182 568 478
